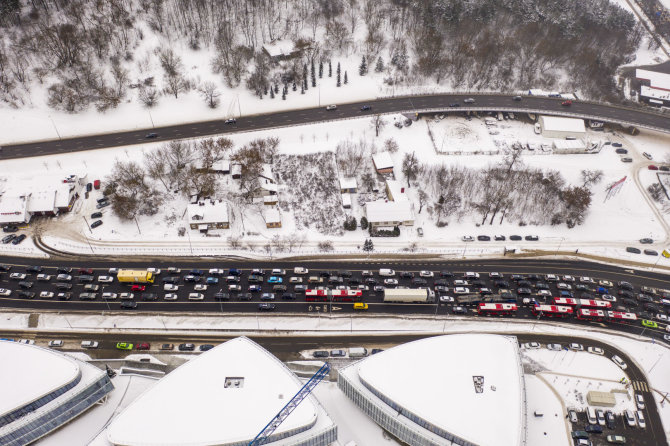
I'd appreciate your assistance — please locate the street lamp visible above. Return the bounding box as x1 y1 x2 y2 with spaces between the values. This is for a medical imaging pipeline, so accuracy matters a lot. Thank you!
555 237 565 257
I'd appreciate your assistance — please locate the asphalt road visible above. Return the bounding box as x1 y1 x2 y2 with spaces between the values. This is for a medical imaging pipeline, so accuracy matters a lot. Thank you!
1 94 668 159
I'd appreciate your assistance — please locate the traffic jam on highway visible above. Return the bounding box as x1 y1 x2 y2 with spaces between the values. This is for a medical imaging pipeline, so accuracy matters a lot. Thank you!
0 264 669 334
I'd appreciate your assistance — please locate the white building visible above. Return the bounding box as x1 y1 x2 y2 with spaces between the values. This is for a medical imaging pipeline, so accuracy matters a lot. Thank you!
365 200 414 228
384 179 408 202
0 340 114 446
538 116 586 139
107 337 337 446
338 334 527 446
372 151 394 174
262 39 301 60
339 177 357 194
265 208 282 228
0 195 30 225
341 193 352 209
187 200 230 231
552 139 587 153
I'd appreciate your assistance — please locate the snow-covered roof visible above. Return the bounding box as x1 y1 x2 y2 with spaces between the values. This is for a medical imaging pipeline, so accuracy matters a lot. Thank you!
107 337 318 446
372 151 393 170
385 180 408 202
262 39 297 58
231 164 242 176
365 200 413 223
265 208 281 224
27 189 57 213
356 334 525 446
540 116 585 133
212 160 231 171
260 164 275 182
640 85 670 100
0 340 80 419
637 68 670 91
187 201 229 224
54 183 74 208
339 177 357 190
260 181 278 193
552 139 586 150
0 195 29 224
341 193 351 207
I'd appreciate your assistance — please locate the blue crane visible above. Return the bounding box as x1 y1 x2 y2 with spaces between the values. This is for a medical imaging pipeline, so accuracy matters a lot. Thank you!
248 362 330 446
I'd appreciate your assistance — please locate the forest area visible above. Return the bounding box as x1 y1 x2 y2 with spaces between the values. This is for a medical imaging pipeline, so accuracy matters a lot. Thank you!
0 0 642 112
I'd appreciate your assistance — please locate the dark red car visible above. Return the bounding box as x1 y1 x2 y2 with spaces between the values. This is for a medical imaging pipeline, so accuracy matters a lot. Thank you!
135 342 150 350
78 268 93 275
131 284 146 292
648 165 658 170
561 100 572 106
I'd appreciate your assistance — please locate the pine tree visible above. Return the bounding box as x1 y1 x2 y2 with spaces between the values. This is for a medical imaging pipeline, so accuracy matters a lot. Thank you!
360 216 368 230
319 61 323 78
282 89 286 100
359 56 367 76
336 62 341 87
303 77 308 91
270 88 275 99
292 81 297 91
328 61 332 77
363 238 374 252
274 83 279 93
264 84 268 95
301 84 305 94
311 60 316 87
375 57 384 73
344 71 348 84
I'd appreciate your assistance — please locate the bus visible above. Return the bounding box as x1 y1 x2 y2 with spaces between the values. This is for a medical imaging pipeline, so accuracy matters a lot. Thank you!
576 308 606 321
553 297 611 309
606 311 637 323
331 289 363 302
117 270 155 284
477 303 518 316
305 288 329 302
532 304 573 318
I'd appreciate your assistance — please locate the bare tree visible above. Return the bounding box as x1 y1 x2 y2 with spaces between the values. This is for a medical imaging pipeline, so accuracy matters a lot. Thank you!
200 81 220 108
402 152 419 188
138 85 158 107
371 114 386 137
580 169 604 189
417 189 428 213
384 138 399 153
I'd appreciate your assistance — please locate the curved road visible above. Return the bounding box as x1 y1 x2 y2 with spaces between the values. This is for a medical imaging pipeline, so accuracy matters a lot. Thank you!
2 94 670 159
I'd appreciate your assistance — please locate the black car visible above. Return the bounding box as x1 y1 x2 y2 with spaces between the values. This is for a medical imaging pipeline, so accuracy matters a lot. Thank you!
640 238 654 244
91 220 103 228
660 166 670 172
411 278 427 286
575 284 591 291
78 275 94 283
319 271 331 277
348 276 361 285
626 247 641 254
510 235 522 241
178 343 195 351
2 234 16 244
510 274 524 281
120 301 138 309
184 275 201 282
56 282 73 290
2 225 18 233
360 105 372 111
18 290 35 299
518 287 532 295
145 132 158 138
281 292 296 300
239 293 253 300
605 411 616 429
644 249 658 256
440 271 454 278
18 281 33 289
57 267 72 274
618 281 634 290
494 280 510 288
517 280 532 288
199 344 214 351
525 235 539 241
258 303 276 311
0 264 11 272
615 148 628 154
313 350 329 358
622 298 638 307
96 197 108 204
86 182 92 192
162 276 180 284
535 282 549 290
26 265 43 273
585 425 603 434
142 293 158 300
619 290 634 299
224 118 237 124
477 235 491 241
91 212 103 219
448 103 460 107
526 274 540 281
190 269 204 276
214 292 230 300
400 271 414 279
339 270 353 278
472 279 486 287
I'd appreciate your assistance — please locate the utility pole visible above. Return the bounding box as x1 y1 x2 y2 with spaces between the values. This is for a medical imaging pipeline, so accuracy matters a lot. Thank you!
49 115 61 140
134 216 141 235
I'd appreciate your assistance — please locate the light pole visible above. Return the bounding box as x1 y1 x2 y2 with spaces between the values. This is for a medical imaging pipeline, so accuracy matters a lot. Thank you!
148 110 155 128
48 115 61 140
186 229 194 255
237 94 242 117
555 237 565 257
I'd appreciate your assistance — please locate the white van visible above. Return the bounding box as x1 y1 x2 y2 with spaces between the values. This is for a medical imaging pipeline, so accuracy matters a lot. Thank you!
348 347 368 358
587 407 597 424
379 269 395 277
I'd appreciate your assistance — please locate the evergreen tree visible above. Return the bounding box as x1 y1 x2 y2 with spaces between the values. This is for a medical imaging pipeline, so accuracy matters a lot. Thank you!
263 84 268 95
375 57 384 73
363 238 374 252
292 81 297 91
274 83 279 93
282 89 286 100
328 61 332 77
303 77 308 91
393 226 400 236
319 61 323 78
311 60 316 87
270 88 275 99
344 71 348 84
359 56 367 76
360 216 368 230
301 84 305 94
336 62 341 87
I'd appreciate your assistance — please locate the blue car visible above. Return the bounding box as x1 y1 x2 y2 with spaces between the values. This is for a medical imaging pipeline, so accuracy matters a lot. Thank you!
596 287 608 294
206 277 219 285
228 268 241 276
249 285 262 292
189 269 204 276
267 276 283 284
559 290 574 298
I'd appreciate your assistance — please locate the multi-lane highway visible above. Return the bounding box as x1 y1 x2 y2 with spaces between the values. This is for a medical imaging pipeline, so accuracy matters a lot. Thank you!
2 94 669 159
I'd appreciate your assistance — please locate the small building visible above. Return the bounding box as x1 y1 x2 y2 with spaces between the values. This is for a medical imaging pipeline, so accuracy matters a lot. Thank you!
0 195 30 225
263 195 278 206
339 177 358 194
637 63 670 105
255 181 278 198
27 189 58 217
385 180 408 202
365 200 414 228
552 139 587 153
372 151 394 174
212 160 231 174
586 391 616 407
54 183 78 213
341 193 352 209
539 116 586 139
231 164 242 179
187 200 230 231
260 164 275 184
262 39 301 61
265 208 281 228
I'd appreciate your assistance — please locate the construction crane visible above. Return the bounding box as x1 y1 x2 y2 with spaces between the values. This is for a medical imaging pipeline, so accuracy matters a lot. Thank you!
248 362 330 446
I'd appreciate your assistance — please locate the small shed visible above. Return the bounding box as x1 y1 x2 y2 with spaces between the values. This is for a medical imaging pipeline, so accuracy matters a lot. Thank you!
231 164 242 179
212 160 231 174
262 40 301 61
372 151 394 174
341 193 352 209
339 177 358 194
265 208 282 228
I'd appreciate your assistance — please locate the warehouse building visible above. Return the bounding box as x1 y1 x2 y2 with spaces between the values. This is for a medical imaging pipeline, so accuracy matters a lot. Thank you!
539 116 586 139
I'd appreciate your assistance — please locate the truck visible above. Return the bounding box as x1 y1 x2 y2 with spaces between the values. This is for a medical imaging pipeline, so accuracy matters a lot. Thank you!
117 269 155 284
383 288 434 303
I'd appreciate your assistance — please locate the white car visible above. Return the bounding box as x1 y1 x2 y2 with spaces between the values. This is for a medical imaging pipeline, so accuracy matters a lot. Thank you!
383 278 398 286
18 339 35 345
325 104 337 111
419 270 434 278
464 272 480 279
601 294 616 302
557 283 572 290
635 393 645 410
39 291 54 298
294 267 309 275
98 275 114 283
10 273 26 280
453 279 470 286
580 276 595 283
102 292 118 299
271 269 286 276
611 355 627 370
587 346 604 355
164 293 178 300
208 268 225 275
0 288 11 296
228 284 241 291
599 280 613 287
188 293 204 300
56 274 72 281
194 284 208 291
489 272 503 278
524 342 541 349
462 235 474 242
537 290 551 297
167 267 181 274
36 274 51 281
453 287 470 294
544 274 558 282
81 341 99 349
48 340 64 348
637 411 646 429
562 275 575 282
289 277 303 283
655 313 669 322
147 268 161 275
108 268 119 274
439 295 454 303
547 343 562 351
568 343 584 351
119 293 134 300
163 284 179 291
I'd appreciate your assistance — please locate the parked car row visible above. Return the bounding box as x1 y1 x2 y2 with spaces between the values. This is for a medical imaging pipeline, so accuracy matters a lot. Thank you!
462 235 539 242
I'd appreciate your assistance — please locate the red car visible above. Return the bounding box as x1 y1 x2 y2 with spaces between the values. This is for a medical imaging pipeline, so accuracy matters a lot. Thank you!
135 342 150 350
131 285 146 291
561 100 572 106
648 165 658 170
79 268 93 275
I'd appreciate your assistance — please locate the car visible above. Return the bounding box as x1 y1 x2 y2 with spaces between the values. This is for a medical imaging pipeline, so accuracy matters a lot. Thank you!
561 100 572 106
636 411 646 428
18 281 33 289
400 271 414 279
512 95 522 101
606 435 626 444
57 292 72 300
661 165 670 172
81 341 99 349
267 276 283 284
0 288 10 296
91 220 103 228
655 313 669 322
557 283 572 290
643 152 653 160
273 284 287 292
10 272 26 280
384 278 398 286
90 212 103 219
98 275 114 283
238 292 253 300
199 344 214 351
598 279 613 287
188 293 204 300
463 97 475 103
163 284 179 291
136 342 150 350
605 410 616 429
145 132 158 138
118 292 134 300
164 293 178 300
2 234 16 244
625 247 641 254
587 346 604 355
160 343 174 351
568 343 583 351
119 301 137 310
329 349 346 357
294 285 307 292
452 306 466 314
635 393 645 410
162 276 179 284
194 284 208 291
615 148 628 154
141 293 157 300
618 281 634 290
611 355 627 370
247 285 261 293
547 343 562 351
36 291 51 299
224 118 237 124
360 105 372 111
448 102 460 107
228 284 241 291
206 277 219 285
624 410 636 427
48 340 64 348
281 292 296 300
2 225 19 233
108 268 119 275
517 287 532 295
260 293 275 300
325 104 337 111
585 425 603 434
313 350 329 358
648 165 659 170
644 249 658 256
524 342 541 349
509 235 522 241
493 235 506 241
18 290 35 298
179 343 196 351
525 235 539 241
183 275 200 283
11 234 27 244
167 267 181 274
258 303 276 311
131 285 146 292
621 157 633 163
439 295 454 303
488 272 503 279
35 273 51 281
419 270 434 278
461 235 474 242
95 202 110 209
116 342 133 350
571 431 589 440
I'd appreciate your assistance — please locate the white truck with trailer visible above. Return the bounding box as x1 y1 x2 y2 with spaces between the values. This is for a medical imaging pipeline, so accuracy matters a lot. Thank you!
383 288 434 303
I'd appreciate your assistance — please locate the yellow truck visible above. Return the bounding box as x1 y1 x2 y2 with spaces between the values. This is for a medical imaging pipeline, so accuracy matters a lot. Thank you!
117 270 155 284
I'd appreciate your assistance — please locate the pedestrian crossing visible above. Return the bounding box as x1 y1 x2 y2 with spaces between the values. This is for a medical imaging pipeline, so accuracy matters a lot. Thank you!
632 380 649 392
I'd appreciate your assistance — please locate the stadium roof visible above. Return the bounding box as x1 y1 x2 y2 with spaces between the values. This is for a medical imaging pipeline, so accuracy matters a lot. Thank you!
357 334 525 446
0 340 80 418
107 337 318 446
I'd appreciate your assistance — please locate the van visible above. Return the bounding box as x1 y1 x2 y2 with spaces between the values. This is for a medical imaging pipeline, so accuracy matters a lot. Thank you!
379 269 395 277
348 347 368 357
353 303 368 310
587 407 597 424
